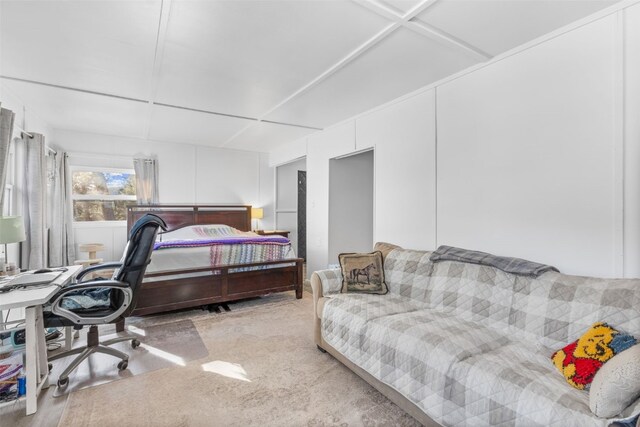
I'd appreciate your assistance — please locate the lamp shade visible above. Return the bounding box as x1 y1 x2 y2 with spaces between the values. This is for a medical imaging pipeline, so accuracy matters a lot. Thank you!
251 208 264 220
0 216 26 244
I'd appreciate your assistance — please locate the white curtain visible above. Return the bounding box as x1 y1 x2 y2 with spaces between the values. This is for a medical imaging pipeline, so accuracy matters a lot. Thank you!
21 133 46 269
47 152 75 267
0 106 15 212
133 157 159 205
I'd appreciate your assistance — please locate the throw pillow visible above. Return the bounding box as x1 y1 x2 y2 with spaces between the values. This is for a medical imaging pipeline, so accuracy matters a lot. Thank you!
589 344 640 417
338 251 387 294
373 242 401 260
551 322 637 390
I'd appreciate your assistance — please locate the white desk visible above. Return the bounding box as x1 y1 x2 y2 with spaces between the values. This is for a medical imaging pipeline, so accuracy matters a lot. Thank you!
0 265 81 415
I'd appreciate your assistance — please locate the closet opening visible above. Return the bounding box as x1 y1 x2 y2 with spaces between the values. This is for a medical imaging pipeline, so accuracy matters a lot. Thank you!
328 149 374 264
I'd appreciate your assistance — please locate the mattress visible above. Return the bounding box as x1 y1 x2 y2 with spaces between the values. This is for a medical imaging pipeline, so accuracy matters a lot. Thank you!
145 224 296 276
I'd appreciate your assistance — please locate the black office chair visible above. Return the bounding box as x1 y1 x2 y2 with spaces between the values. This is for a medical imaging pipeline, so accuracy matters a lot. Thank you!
45 214 167 387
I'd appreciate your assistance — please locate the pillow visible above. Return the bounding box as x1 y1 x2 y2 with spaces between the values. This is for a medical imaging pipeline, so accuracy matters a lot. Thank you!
373 242 401 260
551 322 637 390
338 251 387 295
590 344 640 417
161 224 234 240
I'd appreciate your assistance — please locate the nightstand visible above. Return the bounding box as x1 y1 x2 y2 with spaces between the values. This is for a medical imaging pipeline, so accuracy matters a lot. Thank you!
256 230 290 238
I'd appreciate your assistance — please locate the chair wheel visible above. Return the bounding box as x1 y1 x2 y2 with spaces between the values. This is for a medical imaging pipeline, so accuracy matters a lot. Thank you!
57 377 69 388
48 363 53 372
117 360 128 370
131 339 141 349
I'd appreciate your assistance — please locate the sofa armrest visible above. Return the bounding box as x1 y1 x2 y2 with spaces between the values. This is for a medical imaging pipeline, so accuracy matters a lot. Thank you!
311 269 342 320
311 269 341 346
313 269 343 296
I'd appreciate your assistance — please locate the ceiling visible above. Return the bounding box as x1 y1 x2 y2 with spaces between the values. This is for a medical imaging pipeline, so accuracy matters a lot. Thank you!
0 0 619 153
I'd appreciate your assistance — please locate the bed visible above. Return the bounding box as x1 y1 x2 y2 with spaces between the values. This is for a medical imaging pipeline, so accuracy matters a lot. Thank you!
127 205 304 316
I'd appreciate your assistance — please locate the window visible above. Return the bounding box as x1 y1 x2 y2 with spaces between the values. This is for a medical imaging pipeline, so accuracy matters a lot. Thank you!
71 167 136 222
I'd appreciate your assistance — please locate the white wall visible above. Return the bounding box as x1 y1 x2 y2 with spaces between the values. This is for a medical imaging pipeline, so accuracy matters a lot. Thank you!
357 89 437 250
437 15 617 276
624 4 640 277
53 129 274 261
306 122 356 274
276 157 306 256
328 150 373 263
274 4 640 278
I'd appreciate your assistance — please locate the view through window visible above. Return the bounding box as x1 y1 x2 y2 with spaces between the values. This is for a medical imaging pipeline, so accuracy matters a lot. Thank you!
72 168 136 221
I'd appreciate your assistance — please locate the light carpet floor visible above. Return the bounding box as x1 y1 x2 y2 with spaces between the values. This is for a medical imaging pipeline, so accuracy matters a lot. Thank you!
19 292 421 426
51 319 208 397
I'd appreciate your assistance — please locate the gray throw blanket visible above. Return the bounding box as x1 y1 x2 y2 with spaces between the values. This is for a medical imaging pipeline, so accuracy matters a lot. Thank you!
430 245 559 277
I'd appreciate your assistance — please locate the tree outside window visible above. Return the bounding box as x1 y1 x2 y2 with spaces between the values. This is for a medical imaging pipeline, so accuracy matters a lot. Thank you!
71 168 136 222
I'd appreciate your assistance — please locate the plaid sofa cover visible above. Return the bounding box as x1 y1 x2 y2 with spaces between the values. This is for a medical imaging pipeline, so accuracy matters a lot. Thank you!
318 248 640 426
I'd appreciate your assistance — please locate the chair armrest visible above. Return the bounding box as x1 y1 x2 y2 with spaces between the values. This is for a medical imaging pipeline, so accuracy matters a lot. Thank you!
76 262 123 282
50 279 132 325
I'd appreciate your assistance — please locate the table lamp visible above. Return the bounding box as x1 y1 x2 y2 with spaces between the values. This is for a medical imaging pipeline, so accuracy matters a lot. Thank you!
0 216 26 264
251 208 263 231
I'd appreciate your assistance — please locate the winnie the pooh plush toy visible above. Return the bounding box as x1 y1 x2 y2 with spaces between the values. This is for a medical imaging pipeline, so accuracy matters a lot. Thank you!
552 322 637 390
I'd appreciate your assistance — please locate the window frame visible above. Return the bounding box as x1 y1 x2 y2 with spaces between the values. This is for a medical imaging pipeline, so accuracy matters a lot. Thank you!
70 165 136 226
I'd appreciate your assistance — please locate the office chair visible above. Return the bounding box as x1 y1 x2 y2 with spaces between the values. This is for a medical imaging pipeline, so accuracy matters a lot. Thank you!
44 214 167 387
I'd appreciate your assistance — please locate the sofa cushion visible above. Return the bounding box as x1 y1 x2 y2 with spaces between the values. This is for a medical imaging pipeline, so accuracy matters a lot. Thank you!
425 260 517 334
446 340 617 426
383 248 433 301
339 251 387 294
510 272 640 350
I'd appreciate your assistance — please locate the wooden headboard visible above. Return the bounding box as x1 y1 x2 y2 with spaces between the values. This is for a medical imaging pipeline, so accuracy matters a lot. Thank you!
127 205 252 234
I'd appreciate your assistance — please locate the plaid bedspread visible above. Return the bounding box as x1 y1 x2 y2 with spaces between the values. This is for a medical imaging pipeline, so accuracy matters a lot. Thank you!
318 247 640 426
209 241 294 267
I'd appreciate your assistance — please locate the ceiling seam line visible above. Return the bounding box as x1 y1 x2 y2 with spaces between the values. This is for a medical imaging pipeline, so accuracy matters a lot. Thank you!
143 0 172 140
220 122 261 148
260 120 322 131
154 102 258 121
1 75 319 132
401 0 440 21
350 0 402 21
255 22 401 122
254 0 439 125
0 75 149 104
403 20 492 60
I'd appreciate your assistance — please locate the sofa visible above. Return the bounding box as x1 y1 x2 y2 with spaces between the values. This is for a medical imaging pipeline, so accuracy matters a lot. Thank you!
311 245 640 427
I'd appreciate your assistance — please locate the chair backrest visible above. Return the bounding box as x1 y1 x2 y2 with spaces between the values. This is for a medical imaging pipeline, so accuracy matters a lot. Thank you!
112 213 167 316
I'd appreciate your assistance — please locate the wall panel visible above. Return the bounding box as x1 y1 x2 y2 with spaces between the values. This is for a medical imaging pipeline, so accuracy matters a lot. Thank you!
436 15 617 276
624 5 640 277
356 89 437 250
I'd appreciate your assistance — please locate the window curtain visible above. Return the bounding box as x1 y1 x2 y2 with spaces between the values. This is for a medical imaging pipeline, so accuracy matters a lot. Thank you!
0 106 15 211
133 157 159 205
21 133 46 269
47 152 75 267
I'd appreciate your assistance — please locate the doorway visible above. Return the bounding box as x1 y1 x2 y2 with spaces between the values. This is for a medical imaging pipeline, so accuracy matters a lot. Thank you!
328 150 374 264
297 170 307 260
275 158 306 259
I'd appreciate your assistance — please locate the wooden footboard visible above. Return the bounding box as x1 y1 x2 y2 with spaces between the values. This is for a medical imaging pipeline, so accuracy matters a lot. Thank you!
131 258 304 316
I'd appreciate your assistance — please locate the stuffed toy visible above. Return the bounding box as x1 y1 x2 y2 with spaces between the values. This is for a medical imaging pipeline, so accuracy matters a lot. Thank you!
551 322 637 390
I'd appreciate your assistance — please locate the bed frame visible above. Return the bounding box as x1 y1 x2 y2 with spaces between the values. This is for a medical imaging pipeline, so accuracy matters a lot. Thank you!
127 205 304 316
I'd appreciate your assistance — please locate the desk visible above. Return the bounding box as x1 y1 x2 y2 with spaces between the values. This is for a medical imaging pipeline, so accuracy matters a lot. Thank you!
0 266 81 415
